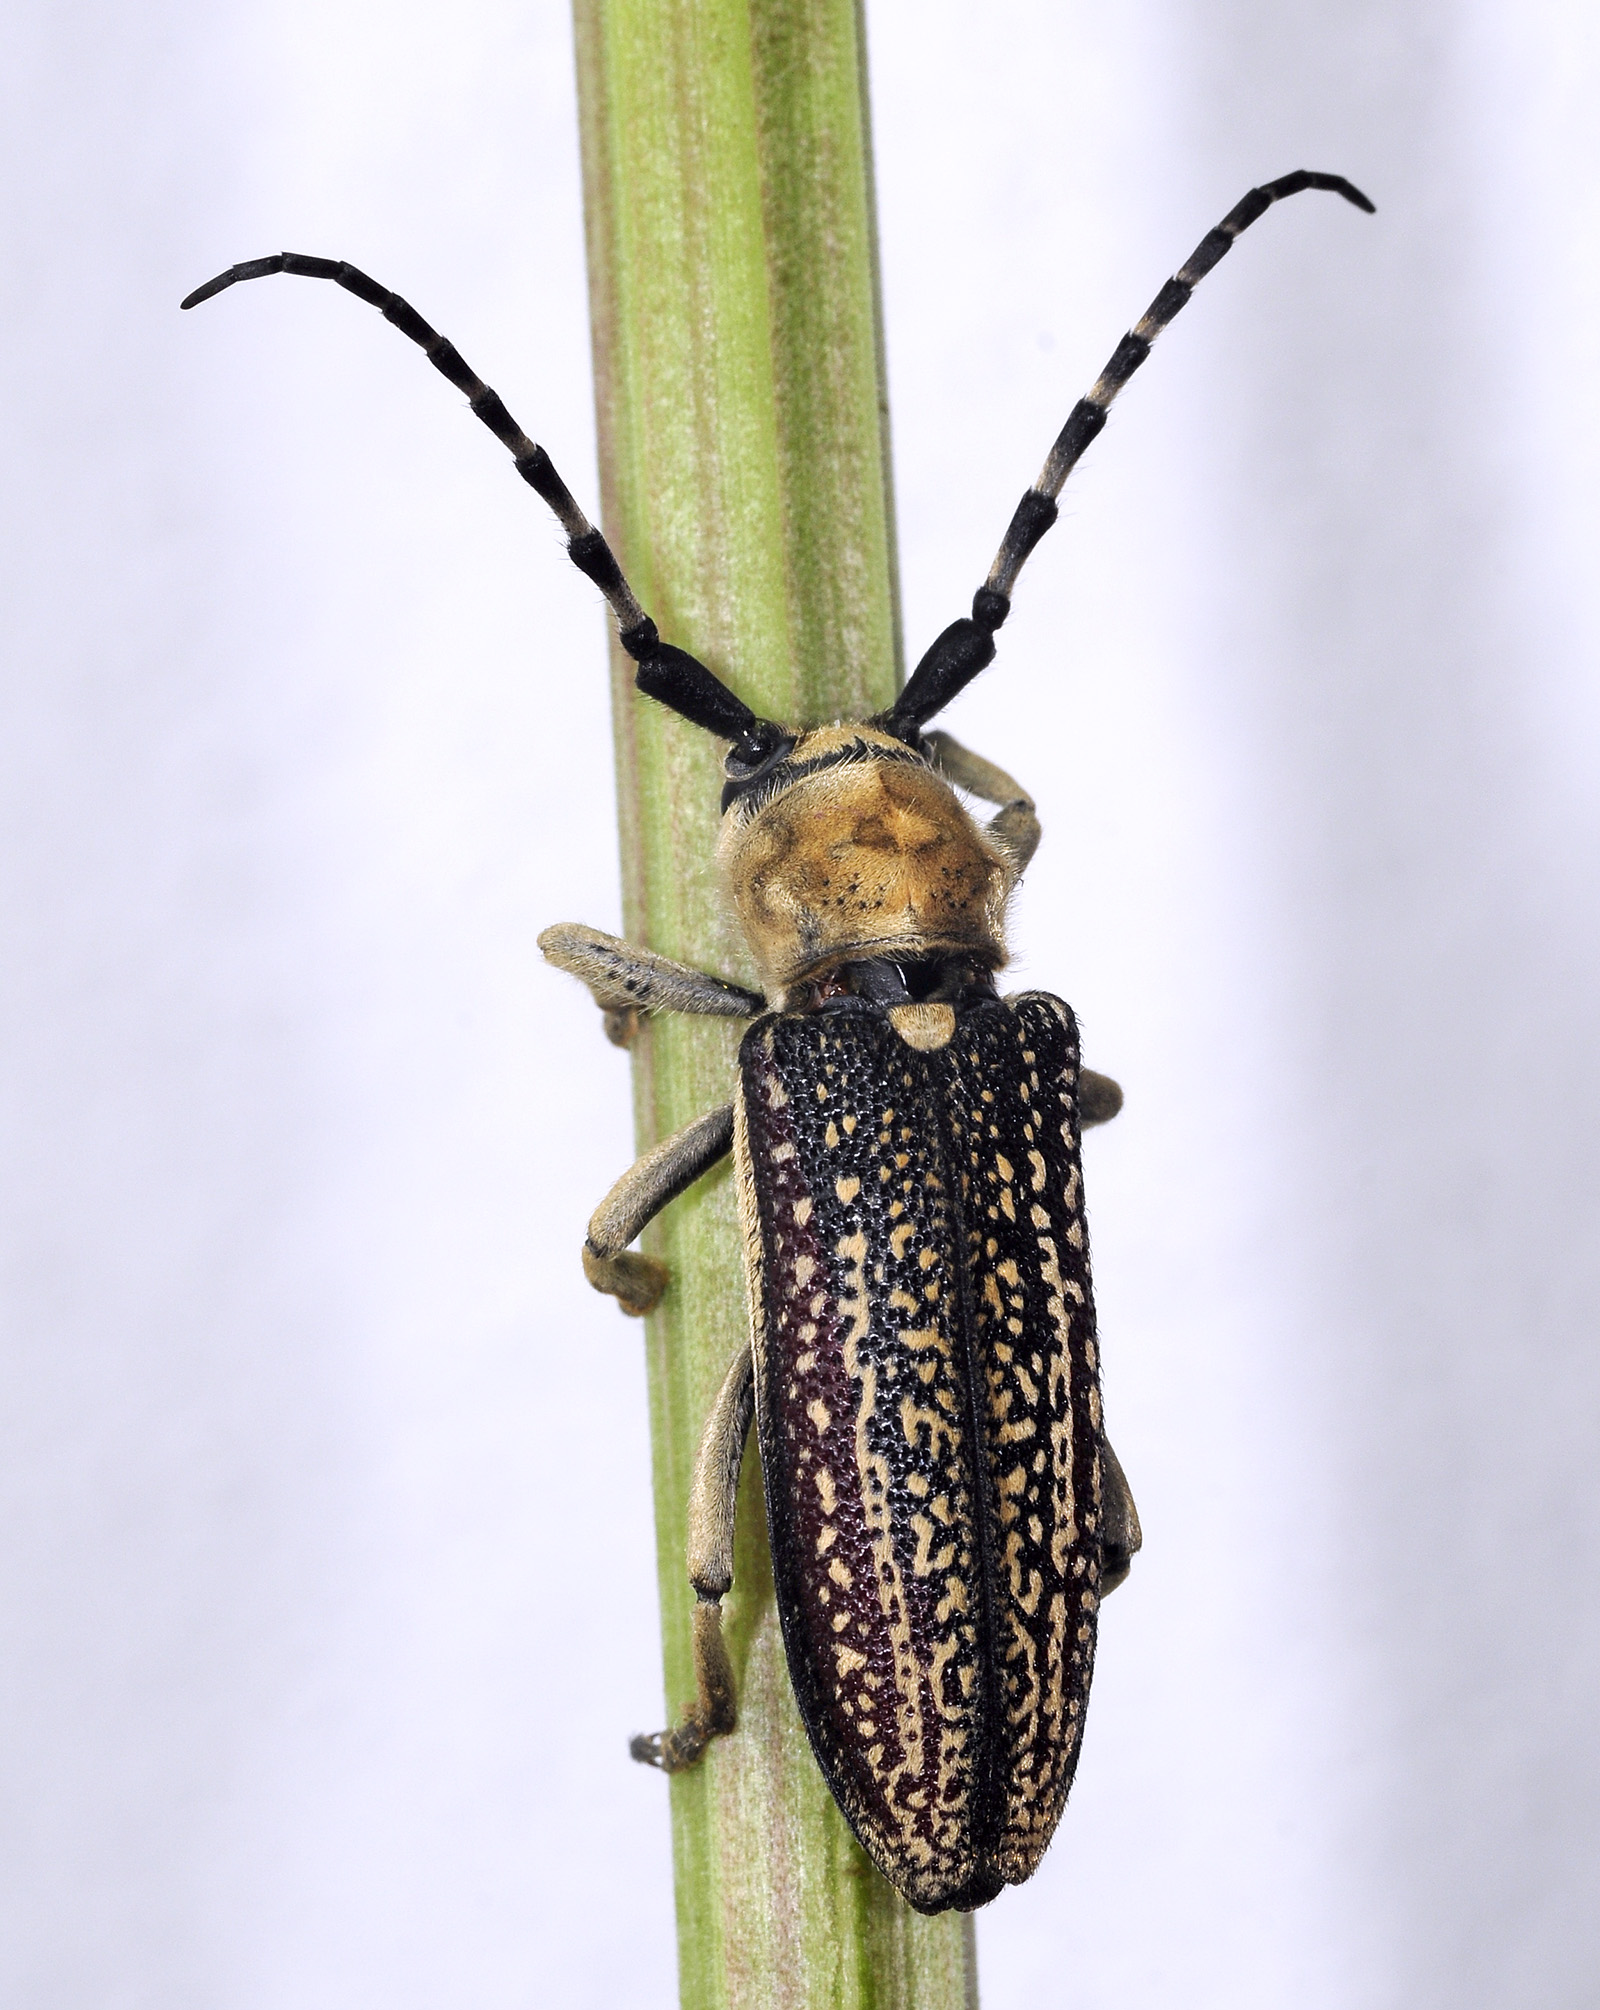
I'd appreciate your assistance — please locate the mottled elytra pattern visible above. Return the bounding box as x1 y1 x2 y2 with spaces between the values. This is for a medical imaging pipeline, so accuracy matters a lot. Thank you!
736 995 1103 1913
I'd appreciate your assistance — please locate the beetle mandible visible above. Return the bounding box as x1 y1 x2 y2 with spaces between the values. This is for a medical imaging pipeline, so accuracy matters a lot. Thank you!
183 168 1373 1914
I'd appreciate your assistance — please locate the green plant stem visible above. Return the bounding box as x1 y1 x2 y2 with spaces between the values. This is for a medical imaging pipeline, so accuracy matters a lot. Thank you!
572 2 977 2003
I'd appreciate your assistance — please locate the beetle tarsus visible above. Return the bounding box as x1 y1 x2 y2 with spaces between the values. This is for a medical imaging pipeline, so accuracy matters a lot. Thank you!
631 1600 738 1771
629 1721 707 1772
628 1708 720 1773
582 1245 669 1317
602 1005 640 1049
1079 1069 1124 1127
1099 1438 1143 1595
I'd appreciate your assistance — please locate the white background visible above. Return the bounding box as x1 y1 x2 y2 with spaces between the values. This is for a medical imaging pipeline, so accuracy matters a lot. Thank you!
2 2 1597 2004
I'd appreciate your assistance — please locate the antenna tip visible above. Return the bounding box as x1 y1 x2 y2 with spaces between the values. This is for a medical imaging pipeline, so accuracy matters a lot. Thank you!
179 269 238 311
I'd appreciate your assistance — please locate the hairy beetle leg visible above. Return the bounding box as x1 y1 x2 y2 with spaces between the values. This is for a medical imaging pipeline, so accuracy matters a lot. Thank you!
1079 1069 1124 1126
633 1344 755 1771
602 1005 640 1049
539 923 764 1048
581 1246 669 1317
1099 1438 1143 1596
926 730 1041 878
630 1604 737 1770
583 1103 735 1316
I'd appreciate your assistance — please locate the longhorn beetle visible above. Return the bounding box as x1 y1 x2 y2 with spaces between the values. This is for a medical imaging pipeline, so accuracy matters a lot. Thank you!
183 169 1373 1914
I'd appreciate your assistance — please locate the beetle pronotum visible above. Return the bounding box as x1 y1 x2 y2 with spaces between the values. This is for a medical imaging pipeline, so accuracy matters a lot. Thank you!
183 168 1373 1913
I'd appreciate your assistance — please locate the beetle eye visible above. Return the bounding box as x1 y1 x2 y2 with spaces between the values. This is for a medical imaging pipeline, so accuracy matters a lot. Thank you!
720 724 797 810
723 723 793 780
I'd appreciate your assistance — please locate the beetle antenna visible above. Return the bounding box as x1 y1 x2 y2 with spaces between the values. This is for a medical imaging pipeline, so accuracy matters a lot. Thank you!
887 170 1376 736
180 254 785 757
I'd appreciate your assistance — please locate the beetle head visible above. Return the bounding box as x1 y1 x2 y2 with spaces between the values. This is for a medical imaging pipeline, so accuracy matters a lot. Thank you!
716 723 1013 1003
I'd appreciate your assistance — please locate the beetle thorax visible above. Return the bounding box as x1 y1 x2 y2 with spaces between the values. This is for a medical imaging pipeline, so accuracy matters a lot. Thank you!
717 723 1013 1002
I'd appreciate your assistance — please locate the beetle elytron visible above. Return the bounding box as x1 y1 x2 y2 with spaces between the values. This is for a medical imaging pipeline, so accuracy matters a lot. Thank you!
183 169 1372 1914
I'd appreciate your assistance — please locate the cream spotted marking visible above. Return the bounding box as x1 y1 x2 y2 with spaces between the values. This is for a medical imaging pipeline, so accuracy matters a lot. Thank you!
184 170 1370 1915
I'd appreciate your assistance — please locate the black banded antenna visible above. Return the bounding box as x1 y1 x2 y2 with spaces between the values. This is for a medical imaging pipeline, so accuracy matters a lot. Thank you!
886 170 1376 738
180 255 791 764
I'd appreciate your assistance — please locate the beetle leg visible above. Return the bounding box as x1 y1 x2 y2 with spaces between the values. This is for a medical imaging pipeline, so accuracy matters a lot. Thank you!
1099 1437 1143 1595
583 1103 735 1315
1079 1069 1124 1126
632 1342 755 1771
925 730 1042 877
540 922 764 1048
